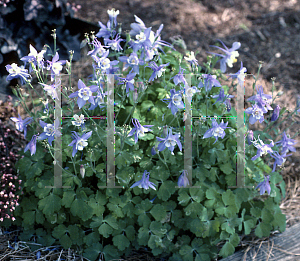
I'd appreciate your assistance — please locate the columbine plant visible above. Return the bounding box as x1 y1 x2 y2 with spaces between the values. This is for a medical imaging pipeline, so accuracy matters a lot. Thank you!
4 8 300 260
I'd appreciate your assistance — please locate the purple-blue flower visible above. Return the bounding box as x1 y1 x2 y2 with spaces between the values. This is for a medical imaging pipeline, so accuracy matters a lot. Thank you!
184 85 201 104
251 135 274 161
106 33 124 52
127 118 154 144
6 63 30 85
36 118 62 146
68 131 93 157
24 134 38 156
247 85 273 111
88 87 111 111
118 52 144 74
211 87 235 106
275 131 297 154
146 61 169 82
161 89 185 116
208 40 241 73
117 72 136 96
271 104 281 122
39 83 58 100
270 151 292 172
170 66 187 86
184 51 198 68
256 175 271 195
228 61 247 87
198 74 222 93
68 79 98 109
129 27 152 53
156 127 182 154
10 114 33 139
87 37 108 57
129 15 147 37
245 103 268 125
202 118 230 145
147 24 175 57
130 170 156 190
178 170 190 187
20 44 46 73
47 52 66 81
96 20 116 44
107 8 119 27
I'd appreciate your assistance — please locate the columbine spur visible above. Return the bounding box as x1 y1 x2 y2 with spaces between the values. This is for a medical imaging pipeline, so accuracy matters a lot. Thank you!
202 118 230 144
68 131 93 157
256 175 271 195
146 61 169 82
208 39 241 73
198 74 222 93
161 89 185 116
118 52 144 74
47 52 66 81
171 66 187 86
127 118 154 144
130 170 157 190
251 135 274 161
36 118 62 146
20 44 46 72
68 79 98 109
117 72 136 97
156 127 182 154
270 151 292 172
245 103 268 124
6 63 30 85
10 114 33 139
228 61 247 87
275 131 297 154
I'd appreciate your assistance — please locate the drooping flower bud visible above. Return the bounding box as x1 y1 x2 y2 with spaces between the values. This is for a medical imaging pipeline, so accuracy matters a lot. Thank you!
247 130 253 145
80 165 85 178
151 146 157 155
271 104 280 122
163 125 168 138
133 88 138 103
178 170 190 187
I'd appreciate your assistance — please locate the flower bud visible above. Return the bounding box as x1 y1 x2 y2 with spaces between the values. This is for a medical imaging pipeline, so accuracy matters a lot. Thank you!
151 146 157 155
80 165 85 178
133 88 138 103
271 104 280 122
163 125 168 138
247 130 253 145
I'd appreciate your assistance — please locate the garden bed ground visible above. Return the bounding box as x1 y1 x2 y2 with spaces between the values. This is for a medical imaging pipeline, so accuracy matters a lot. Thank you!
1 0 300 260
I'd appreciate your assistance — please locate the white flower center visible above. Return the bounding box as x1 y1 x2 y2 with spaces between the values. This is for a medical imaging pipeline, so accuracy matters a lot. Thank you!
172 94 182 105
227 51 239 67
136 32 146 42
213 127 224 137
45 124 54 136
253 109 263 119
165 138 176 148
76 139 88 151
52 62 62 73
78 88 91 100
156 68 166 78
9 63 21 74
110 42 119 50
100 58 110 70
